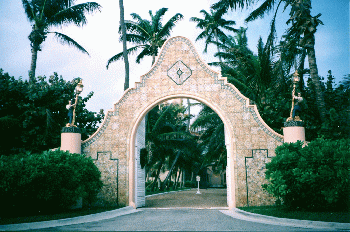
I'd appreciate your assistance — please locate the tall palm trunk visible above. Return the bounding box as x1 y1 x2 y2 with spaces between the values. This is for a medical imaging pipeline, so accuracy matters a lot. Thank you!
151 160 164 191
297 49 307 92
119 0 129 90
214 30 223 65
161 151 181 190
307 45 326 121
29 45 39 82
151 44 156 65
151 55 156 65
187 98 191 132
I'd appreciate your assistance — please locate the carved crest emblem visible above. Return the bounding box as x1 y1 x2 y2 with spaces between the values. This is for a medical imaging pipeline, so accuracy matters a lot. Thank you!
167 60 192 85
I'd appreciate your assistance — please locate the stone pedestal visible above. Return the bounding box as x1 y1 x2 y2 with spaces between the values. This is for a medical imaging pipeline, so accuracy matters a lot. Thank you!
283 121 305 143
61 126 81 154
61 126 83 209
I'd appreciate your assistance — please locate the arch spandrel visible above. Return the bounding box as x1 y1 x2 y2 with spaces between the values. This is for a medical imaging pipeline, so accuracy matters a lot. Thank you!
82 36 283 208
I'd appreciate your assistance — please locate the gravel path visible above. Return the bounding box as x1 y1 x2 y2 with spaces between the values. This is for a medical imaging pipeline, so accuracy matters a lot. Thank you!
145 188 228 208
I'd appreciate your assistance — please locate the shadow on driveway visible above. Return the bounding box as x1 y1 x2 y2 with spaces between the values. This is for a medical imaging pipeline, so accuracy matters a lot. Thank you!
145 188 228 208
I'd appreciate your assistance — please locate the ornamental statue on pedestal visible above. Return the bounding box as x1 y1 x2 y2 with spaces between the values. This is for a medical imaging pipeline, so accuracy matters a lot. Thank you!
66 79 84 127
286 71 303 122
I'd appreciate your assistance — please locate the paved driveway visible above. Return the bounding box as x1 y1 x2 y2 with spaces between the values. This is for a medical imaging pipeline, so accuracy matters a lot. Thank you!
145 188 228 208
33 189 333 231
43 208 320 231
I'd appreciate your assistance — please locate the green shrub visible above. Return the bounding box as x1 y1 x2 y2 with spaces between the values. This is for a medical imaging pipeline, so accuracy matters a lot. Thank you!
0 150 103 216
263 139 350 211
184 181 195 188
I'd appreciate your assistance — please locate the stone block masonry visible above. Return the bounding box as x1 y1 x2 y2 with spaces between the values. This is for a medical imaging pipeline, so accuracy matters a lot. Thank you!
81 36 283 209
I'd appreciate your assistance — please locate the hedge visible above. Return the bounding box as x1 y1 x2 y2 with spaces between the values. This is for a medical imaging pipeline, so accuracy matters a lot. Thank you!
263 139 350 211
0 150 102 216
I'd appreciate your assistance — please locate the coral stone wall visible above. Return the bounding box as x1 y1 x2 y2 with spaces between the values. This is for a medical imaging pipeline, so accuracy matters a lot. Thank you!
81 36 283 208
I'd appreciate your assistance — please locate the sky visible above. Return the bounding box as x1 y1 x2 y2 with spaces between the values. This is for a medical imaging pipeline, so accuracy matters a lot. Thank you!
0 0 349 113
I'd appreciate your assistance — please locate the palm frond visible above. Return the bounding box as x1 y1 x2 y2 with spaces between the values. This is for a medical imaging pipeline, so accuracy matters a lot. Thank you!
129 12 143 23
245 0 276 22
213 7 226 21
152 8 168 33
49 2 101 27
22 0 35 21
158 13 184 39
50 31 89 54
106 46 140 69
195 30 209 42
123 33 146 44
211 0 252 11
190 17 204 27
124 20 151 40
135 46 152 63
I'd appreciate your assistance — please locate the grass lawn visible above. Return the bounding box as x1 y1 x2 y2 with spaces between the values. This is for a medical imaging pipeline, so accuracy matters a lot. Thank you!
0 206 121 225
238 206 350 223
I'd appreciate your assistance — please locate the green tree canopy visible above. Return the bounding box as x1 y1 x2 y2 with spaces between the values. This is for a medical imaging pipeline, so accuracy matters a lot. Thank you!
107 8 183 68
190 8 238 56
144 102 200 191
191 104 226 169
263 139 350 211
0 70 104 155
212 0 326 121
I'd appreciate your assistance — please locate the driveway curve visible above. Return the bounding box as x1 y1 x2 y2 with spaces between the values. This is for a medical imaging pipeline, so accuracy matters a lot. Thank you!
2 189 347 231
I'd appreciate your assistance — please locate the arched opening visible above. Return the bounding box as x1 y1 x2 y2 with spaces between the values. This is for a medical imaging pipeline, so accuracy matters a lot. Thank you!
129 94 236 209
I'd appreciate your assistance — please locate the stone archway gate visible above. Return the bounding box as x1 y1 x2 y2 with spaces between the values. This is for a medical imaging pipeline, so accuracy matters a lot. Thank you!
82 36 284 209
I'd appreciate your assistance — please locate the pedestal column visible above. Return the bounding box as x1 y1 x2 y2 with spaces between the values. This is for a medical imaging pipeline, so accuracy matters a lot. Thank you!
61 126 81 154
61 126 83 209
283 121 305 143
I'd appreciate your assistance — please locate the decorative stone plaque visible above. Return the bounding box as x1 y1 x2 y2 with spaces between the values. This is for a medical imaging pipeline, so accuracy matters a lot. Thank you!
167 60 192 85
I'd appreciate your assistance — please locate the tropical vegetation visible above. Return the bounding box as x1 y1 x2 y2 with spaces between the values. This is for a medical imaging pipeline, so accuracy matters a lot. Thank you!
190 8 237 60
143 101 201 192
107 7 183 68
0 150 103 216
22 0 101 81
263 139 350 211
118 0 130 90
0 70 104 155
1 0 349 217
211 0 326 121
191 105 226 171
187 1 350 211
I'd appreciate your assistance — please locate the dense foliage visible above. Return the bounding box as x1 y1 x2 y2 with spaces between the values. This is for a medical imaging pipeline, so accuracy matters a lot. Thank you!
0 70 104 155
263 139 350 211
107 7 183 67
144 102 200 192
0 150 103 216
191 104 226 169
259 71 350 141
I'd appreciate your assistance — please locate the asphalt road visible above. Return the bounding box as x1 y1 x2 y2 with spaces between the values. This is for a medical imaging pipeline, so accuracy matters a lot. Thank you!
34 189 332 231
40 208 322 231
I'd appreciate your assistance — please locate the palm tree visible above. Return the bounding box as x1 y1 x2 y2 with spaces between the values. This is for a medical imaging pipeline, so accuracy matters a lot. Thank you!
22 0 101 81
107 8 183 68
211 29 291 132
144 103 199 191
283 1 326 120
212 0 327 121
190 8 237 64
191 104 226 170
212 28 285 110
119 0 129 91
